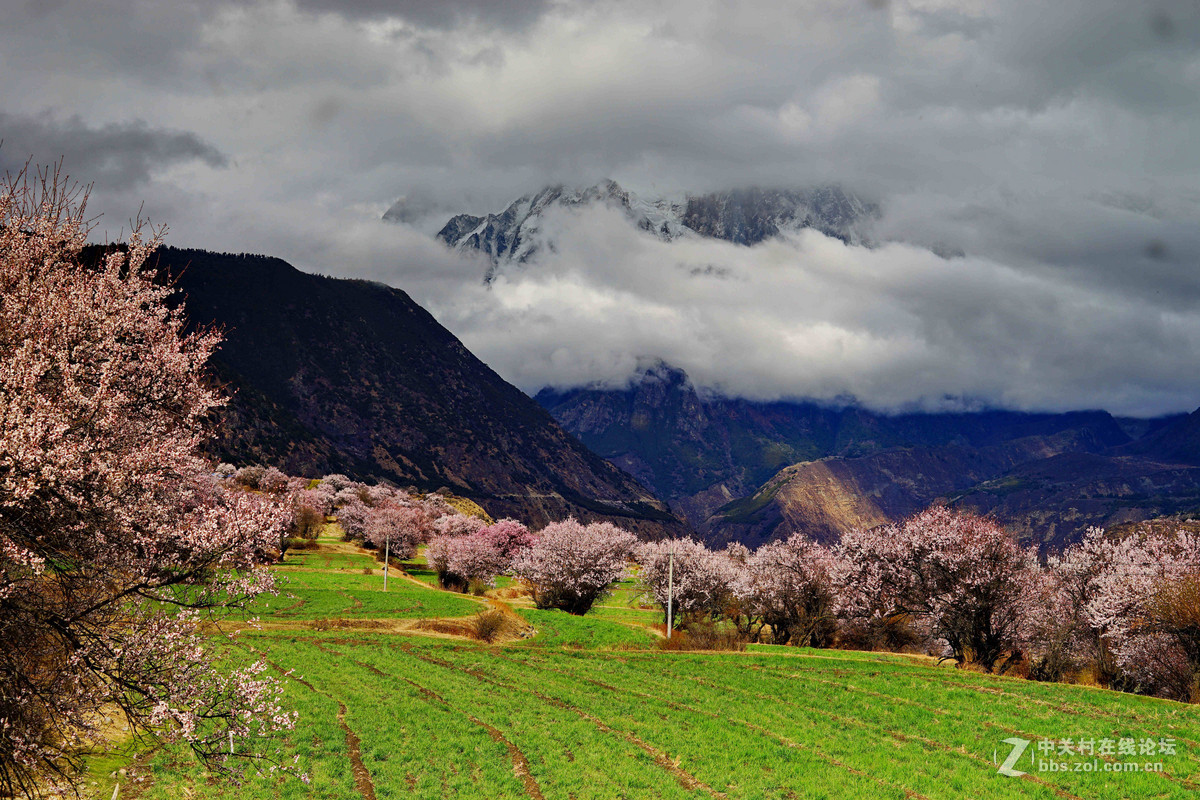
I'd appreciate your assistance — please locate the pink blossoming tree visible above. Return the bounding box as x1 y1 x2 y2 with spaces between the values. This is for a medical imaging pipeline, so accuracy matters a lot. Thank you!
427 518 532 592
733 534 839 646
1062 525 1200 699
432 512 487 539
361 501 427 559
636 538 735 627
0 167 294 796
476 518 535 559
838 506 1037 672
513 518 636 615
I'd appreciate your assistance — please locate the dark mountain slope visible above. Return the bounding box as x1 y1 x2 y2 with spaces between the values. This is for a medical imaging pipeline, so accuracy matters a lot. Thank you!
137 247 678 531
705 426 1136 549
949 450 1200 550
1118 407 1200 465
538 363 1131 535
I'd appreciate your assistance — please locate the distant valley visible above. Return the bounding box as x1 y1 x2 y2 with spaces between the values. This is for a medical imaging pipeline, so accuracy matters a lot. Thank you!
538 363 1200 549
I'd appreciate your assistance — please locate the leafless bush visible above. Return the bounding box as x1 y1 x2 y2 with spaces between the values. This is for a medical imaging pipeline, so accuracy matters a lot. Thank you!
659 621 745 651
837 613 923 653
472 610 507 643
412 618 475 637
284 538 320 551
292 504 325 540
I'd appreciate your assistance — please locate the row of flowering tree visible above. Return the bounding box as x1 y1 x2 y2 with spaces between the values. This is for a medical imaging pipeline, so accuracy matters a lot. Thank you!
283 464 1200 705
633 506 1200 702
324 488 640 616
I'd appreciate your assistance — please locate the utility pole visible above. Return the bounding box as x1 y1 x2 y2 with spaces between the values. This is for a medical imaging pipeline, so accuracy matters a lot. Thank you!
666 550 674 639
383 533 389 592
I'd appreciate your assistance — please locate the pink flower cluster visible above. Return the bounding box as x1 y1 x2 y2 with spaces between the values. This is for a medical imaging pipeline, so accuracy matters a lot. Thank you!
632 507 1200 695
513 518 637 614
0 167 296 795
427 518 534 591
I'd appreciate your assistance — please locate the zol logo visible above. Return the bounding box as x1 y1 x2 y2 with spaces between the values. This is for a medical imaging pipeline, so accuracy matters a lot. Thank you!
996 737 1031 777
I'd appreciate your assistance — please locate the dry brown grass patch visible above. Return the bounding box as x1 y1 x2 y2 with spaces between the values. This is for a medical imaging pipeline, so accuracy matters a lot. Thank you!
311 618 388 632
411 618 477 638
488 586 531 600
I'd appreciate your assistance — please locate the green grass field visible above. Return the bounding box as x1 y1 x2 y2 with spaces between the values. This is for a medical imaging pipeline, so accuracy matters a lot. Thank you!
97 534 1200 800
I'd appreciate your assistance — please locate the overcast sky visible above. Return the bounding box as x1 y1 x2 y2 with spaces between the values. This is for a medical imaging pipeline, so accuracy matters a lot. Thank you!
3 0 1199 416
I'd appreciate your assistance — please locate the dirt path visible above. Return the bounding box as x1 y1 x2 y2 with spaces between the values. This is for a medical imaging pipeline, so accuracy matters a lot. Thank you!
335 588 365 614
248 646 378 800
334 701 378 800
399 674 545 800
319 643 545 800
214 616 476 638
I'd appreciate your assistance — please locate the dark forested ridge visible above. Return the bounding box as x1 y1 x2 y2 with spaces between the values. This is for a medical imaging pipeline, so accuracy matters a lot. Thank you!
108 246 681 532
538 363 1200 548
75 244 1200 546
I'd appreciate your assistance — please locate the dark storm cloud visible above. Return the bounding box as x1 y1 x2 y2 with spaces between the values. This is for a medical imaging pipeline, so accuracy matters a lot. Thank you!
1 0 1197 415
292 0 550 30
0 112 227 190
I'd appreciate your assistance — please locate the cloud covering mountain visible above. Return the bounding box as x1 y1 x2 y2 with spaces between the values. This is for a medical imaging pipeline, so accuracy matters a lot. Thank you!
419 199 1200 416
2 0 1198 415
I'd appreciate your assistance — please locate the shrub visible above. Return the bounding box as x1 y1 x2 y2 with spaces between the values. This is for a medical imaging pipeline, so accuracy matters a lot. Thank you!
836 613 923 653
658 622 745 652
291 502 325 541
472 610 507 643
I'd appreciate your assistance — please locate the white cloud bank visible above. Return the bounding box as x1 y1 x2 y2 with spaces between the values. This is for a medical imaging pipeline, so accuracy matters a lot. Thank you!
414 205 1200 416
1 0 1198 415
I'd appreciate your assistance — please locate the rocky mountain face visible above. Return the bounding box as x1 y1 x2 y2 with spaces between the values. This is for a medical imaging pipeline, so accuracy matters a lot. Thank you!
681 186 875 246
125 247 681 534
428 180 687 282
535 363 1185 549
421 180 875 280
1117 407 1200 465
949 452 1200 551
712 431 1186 551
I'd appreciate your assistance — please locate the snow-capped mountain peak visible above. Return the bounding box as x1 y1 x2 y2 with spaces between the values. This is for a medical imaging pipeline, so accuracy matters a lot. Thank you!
396 179 878 282
429 180 689 281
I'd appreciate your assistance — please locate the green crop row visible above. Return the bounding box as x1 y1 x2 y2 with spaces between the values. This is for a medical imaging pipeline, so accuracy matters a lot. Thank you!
97 540 1200 800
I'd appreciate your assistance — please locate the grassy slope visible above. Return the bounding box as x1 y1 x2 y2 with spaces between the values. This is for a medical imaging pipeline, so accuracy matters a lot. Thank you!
97 534 1200 800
